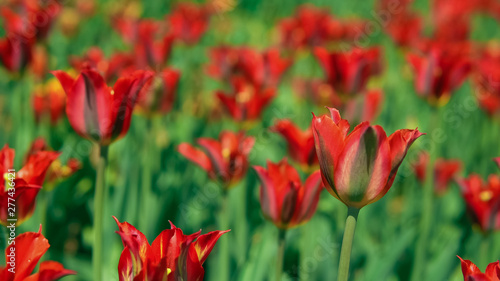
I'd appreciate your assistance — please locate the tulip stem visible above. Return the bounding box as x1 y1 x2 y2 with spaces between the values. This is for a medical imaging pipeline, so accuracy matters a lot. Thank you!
276 229 287 281
218 190 230 281
140 119 154 237
338 207 360 281
93 145 108 281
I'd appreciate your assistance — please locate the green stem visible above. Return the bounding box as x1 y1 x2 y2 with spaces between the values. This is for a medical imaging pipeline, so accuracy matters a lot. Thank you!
218 190 230 281
140 122 153 238
276 229 287 281
93 145 108 281
480 233 491 268
410 108 440 281
338 207 360 281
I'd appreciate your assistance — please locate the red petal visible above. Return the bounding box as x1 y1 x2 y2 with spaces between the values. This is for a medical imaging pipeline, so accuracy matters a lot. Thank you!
7 226 49 280
178 143 213 174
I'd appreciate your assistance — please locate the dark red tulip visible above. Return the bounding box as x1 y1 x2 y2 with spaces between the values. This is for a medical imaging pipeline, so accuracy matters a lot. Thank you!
51 68 154 145
458 256 500 281
413 152 462 195
386 13 422 48
313 47 382 95
0 144 59 225
271 119 318 169
0 36 33 73
114 216 228 281
458 162 500 232
312 107 424 209
167 2 211 45
178 131 255 188
0 226 76 281
474 48 500 117
253 158 323 229
407 42 471 106
136 68 180 117
216 78 276 122
32 78 66 125
206 46 242 82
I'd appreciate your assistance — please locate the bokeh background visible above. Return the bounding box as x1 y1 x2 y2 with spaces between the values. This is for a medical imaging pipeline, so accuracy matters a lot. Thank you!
1 0 500 280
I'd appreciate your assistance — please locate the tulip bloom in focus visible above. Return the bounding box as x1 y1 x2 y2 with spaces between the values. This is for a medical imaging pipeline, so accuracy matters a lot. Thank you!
312 107 424 209
407 43 471 106
178 131 255 188
51 68 154 145
271 120 318 170
253 158 323 229
114 216 229 281
458 256 500 281
0 144 59 225
313 47 382 95
458 160 500 232
0 226 76 281
413 152 462 195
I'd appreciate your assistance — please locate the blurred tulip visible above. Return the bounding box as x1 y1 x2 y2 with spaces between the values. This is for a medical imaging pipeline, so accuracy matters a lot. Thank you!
271 119 318 169
312 107 424 209
292 78 342 108
51 68 154 145
412 152 462 195
32 77 66 125
178 131 255 188
385 12 422 48
253 158 323 229
313 47 382 95
134 20 174 69
207 46 292 89
458 256 500 281
167 2 211 45
278 5 344 50
0 144 59 225
0 36 33 74
25 138 81 187
114 216 228 281
70 47 135 83
474 48 500 117
343 89 384 124
216 78 276 122
407 43 471 106
0 226 76 281
30 44 48 79
136 68 180 117
458 164 500 232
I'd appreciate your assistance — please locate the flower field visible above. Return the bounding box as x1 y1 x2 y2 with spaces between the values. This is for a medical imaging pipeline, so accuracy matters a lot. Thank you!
1 0 500 280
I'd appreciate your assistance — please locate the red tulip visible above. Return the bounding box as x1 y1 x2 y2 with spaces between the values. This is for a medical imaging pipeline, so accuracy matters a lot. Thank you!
343 89 384 124
69 47 135 83
167 2 211 45
311 107 424 209
178 131 255 188
458 256 500 281
216 77 276 122
386 13 422 48
292 78 342 108
136 68 180 117
271 119 318 169
407 42 471 106
51 68 154 145
278 5 344 50
25 138 81 186
0 144 59 225
207 46 292 89
0 36 33 73
114 216 228 281
413 152 462 195
474 48 500 117
0 226 76 281
133 20 174 69
253 158 323 229
313 47 382 95
458 167 500 232
32 78 66 125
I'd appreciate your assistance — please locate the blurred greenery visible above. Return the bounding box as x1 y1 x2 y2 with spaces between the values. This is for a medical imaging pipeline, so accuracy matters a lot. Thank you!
1 0 500 280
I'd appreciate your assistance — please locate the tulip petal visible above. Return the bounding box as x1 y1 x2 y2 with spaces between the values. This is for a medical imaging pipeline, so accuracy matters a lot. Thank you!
178 143 213 174
253 165 279 222
113 216 151 276
296 170 322 222
387 128 425 188
7 226 49 280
